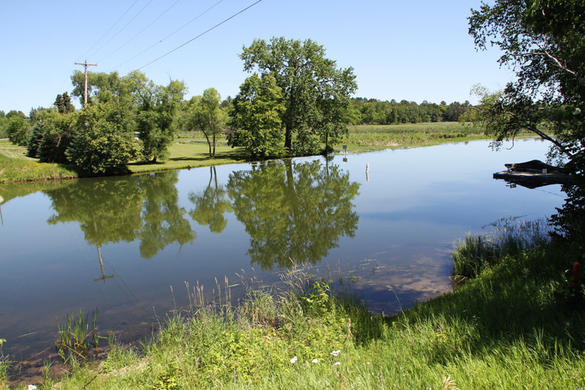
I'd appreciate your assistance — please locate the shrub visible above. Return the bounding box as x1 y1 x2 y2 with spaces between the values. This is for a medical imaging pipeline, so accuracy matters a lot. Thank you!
27 111 76 163
6 113 31 146
67 101 137 176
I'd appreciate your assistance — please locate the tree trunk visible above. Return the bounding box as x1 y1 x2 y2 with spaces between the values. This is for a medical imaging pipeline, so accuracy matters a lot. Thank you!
212 133 216 158
203 131 212 157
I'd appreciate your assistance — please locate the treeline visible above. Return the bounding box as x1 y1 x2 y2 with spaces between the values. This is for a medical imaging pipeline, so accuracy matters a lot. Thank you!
350 98 472 125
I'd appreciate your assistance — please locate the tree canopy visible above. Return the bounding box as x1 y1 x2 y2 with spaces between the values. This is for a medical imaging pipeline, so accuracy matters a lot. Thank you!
237 37 357 155
184 88 227 158
469 0 585 173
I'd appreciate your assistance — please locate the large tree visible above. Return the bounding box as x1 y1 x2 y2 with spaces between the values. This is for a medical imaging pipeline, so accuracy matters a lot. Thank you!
184 88 226 158
240 37 357 155
136 80 185 162
469 0 585 173
228 73 286 158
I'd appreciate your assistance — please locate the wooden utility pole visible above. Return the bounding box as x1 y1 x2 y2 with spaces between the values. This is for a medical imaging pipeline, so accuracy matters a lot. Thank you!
74 60 97 106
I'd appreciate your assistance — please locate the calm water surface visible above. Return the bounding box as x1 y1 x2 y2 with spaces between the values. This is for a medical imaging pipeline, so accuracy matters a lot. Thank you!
0 139 564 364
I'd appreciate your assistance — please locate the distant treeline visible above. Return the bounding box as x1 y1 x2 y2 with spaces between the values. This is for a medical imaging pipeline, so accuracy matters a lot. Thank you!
350 98 472 125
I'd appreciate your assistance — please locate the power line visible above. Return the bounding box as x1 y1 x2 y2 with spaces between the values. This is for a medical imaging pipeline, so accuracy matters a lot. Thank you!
83 0 141 59
92 0 155 59
114 0 227 69
137 0 264 70
98 0 183 64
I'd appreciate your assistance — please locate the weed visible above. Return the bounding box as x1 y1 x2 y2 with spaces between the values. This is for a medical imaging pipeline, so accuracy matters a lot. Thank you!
56 309 100 365
452 219 551 279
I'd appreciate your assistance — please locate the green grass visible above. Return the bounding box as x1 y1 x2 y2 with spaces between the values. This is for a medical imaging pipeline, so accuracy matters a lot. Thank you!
341 122 491 153
0 141 78 184
13 233 583 389
127 141 248 174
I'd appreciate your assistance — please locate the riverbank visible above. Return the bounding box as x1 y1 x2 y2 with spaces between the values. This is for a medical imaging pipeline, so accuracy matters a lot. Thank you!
6 230 583 389
0 123 492 184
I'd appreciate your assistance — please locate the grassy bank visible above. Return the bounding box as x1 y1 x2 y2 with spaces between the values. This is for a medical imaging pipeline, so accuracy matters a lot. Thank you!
8 225 583 389
1 123 492 184
0 141 78 184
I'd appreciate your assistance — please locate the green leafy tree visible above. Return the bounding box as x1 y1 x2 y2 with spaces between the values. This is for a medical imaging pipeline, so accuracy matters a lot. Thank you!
227 159 360 269
469 0 585 173
6 111 31 146
240 37 357 155
184 88 226 158
71 70 147 109
27 110 76 163
136 80 185 162
228 73 286 158
54 92 75 114
67 101 137 176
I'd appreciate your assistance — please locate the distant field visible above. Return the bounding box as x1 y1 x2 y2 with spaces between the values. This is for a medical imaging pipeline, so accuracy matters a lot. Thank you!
342 122 488 153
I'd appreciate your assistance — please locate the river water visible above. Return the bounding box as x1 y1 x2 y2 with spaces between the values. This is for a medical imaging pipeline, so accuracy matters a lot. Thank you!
0 139 565 365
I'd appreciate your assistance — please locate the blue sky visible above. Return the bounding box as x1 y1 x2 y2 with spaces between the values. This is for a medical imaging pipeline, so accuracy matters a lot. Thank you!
0 0 512 113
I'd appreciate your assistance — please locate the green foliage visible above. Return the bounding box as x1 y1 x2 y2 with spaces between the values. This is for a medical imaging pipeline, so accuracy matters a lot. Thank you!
27 110 76 163
56 310 100 364
469 0 585 174
351 98 472 125
54 92 75 114
67 101 137 176
137 80 185 163
241 37 357 155
6 111 31 146
184 88 227 158
228 73 286 158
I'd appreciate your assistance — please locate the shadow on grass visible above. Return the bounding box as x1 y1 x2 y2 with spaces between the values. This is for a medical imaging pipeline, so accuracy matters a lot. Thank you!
387 242 585 365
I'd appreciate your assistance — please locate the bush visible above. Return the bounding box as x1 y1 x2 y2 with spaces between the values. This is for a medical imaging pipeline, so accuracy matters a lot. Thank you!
27 111 76 163
67 102 137 176
6 113 31 146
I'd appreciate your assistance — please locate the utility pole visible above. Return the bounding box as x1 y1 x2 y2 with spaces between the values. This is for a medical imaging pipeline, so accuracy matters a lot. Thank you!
74 60 97 106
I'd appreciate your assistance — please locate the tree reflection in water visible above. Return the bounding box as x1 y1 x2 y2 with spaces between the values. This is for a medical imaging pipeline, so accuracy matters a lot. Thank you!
189 166 232 233
227 159 360 269
42 159 360 272
44 172 195 279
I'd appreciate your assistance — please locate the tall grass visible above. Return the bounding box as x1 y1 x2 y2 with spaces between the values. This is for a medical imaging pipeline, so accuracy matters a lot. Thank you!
38 241 585 390
452 219 551 279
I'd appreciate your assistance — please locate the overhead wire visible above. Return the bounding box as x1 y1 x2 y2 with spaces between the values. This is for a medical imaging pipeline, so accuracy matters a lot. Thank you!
83 0 141 60
114 0 227 70
137 0 265 71
98 0 183 65
92 0 155 59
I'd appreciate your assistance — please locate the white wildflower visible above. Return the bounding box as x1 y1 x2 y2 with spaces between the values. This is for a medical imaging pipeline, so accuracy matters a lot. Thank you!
333 361 341 366
290 356 298 364
311 358 319 364
28 386 38 390
330 350 341 357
